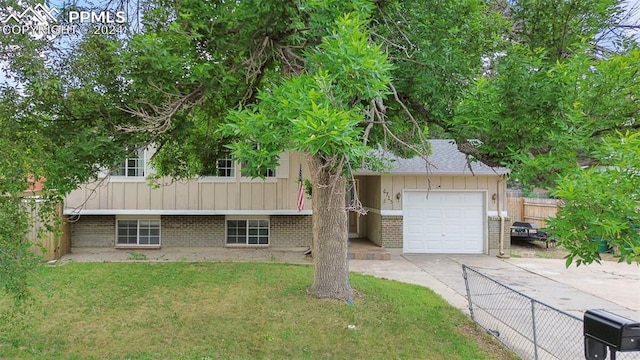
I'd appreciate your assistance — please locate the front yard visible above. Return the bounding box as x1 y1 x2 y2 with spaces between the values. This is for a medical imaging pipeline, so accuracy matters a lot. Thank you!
0 262 516 360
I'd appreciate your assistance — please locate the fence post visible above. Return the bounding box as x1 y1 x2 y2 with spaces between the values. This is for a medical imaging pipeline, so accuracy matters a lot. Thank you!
531 299 539 360
462 265 476 321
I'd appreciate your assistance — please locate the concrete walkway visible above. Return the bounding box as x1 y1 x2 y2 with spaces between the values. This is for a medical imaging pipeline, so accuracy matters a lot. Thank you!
349 254 640 320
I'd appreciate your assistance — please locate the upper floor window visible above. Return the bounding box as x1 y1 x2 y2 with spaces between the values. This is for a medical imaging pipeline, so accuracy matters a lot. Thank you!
216 154 235 177
241 161 275 178
239 144 275 178
113 149 145 177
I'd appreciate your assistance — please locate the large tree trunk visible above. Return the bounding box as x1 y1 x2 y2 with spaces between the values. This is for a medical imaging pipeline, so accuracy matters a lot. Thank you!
307 154 350 300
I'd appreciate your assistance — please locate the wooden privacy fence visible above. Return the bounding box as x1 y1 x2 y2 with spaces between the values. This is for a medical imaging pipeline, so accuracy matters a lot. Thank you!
24 194 71 261
507 196 560 229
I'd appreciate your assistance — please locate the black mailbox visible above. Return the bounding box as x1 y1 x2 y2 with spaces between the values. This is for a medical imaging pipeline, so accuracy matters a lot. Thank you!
584 309 640 352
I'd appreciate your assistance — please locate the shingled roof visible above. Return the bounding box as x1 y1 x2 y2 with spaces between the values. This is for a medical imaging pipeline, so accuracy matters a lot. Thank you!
358 140 510 176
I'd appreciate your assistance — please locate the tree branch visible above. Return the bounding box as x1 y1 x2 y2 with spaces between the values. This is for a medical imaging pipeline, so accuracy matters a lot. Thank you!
397 92 451 132
118 83 206 133
455 140 503 168
381 123 435 171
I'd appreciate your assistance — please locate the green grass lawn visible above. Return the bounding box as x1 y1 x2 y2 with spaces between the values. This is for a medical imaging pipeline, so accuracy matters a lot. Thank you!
0 262 516 360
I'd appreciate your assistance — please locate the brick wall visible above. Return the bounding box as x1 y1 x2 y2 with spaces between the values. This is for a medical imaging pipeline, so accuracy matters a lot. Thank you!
71 215 115 247
270 215 312 247
71 214 312 248
161 216 225 247
71 214 505 253
380 215 403 248
488 216 511 256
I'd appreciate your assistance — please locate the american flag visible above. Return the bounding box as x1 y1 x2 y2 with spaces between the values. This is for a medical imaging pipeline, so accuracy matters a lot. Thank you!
297 164 304 212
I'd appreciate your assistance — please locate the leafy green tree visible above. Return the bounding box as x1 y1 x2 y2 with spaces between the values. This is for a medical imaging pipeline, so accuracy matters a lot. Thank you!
548 132 640 265
551 49 640 265
451 0 640 264
0 3 148 303
222 12 392 299
0 106 41 304
115 0 497 300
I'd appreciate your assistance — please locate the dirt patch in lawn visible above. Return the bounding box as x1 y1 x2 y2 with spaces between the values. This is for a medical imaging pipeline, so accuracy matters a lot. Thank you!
510 239 568 259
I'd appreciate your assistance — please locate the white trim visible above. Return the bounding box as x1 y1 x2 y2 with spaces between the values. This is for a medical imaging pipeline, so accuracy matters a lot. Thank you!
238 177 278 183
115 214 161 220
65 209 313 216
487 211 509 217
108 176 147 183
225 215 270 220
197 176 237 183
366 206 504 218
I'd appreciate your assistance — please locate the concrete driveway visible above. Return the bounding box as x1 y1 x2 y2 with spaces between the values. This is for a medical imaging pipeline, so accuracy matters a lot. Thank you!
348 254 640 320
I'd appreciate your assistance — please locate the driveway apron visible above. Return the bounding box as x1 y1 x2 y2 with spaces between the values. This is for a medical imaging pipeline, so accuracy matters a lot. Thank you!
349 254 640 320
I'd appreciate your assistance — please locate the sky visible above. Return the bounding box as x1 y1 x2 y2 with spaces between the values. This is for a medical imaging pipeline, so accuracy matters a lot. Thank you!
608 0 640 45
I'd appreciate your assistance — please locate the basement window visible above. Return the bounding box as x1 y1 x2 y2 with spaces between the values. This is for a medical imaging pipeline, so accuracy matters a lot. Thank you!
116 219 161 247
226 219 269 246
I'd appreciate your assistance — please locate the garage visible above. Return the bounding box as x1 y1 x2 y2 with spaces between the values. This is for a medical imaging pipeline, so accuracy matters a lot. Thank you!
403 191 485 254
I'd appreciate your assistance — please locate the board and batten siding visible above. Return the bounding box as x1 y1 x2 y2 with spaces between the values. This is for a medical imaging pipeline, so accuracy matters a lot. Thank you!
65 152 313 212
379 175 503 212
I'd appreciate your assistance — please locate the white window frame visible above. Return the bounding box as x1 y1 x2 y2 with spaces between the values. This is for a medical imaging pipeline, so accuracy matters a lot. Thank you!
199 150 283 183
225 218 270 246
240 161 276 178
215 154 235 177
239 144 276 179
116 218 161 247
112 149 146 178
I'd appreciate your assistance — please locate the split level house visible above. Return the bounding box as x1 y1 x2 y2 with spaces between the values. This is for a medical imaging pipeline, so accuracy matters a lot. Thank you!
64 140 511 256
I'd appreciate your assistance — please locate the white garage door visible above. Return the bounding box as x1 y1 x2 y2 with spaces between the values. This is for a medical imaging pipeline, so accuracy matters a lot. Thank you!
403 191 484 254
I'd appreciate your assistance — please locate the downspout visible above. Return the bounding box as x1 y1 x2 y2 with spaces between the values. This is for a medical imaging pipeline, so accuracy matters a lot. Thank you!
497 176 508 258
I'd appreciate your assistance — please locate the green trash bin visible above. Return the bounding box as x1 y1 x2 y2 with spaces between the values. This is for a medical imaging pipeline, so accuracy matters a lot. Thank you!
593 238 609 253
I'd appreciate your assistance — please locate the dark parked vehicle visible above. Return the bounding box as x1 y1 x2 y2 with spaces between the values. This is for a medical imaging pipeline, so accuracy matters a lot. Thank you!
510 221 555 247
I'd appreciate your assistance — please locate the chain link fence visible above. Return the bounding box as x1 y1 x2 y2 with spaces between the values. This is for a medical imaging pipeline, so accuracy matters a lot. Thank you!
462 265 640 360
